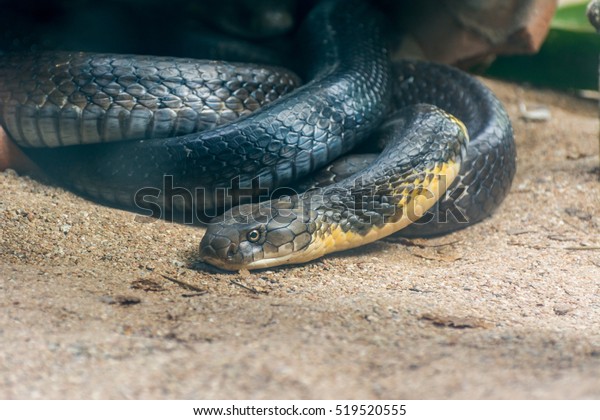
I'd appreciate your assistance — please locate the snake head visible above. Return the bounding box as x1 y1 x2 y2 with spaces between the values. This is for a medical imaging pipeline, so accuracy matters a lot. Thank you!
199 196 316 271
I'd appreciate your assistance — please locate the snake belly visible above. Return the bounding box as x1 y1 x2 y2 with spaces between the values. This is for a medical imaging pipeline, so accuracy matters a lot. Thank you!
0 0 391 215
391 61 516 236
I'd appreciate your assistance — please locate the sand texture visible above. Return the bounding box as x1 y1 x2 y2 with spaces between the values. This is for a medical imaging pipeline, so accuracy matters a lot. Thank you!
1 78 599 399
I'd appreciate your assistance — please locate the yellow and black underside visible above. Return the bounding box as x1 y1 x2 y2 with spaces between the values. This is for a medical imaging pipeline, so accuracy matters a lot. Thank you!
199 105 469 270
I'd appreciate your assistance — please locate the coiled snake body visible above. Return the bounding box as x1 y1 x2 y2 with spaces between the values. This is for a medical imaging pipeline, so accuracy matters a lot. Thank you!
0 0 515 270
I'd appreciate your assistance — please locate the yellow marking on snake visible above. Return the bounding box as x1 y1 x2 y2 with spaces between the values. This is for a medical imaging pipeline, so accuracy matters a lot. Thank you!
289 159 462 264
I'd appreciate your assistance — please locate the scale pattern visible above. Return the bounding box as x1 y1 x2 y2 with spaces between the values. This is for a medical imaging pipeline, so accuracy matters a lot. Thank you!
198 105 468 270
0 52 300 148
392 61 516 236
1 0 391 214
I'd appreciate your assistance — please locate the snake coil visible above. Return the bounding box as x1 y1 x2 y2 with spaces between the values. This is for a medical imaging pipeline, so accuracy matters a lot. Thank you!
0 0 515 269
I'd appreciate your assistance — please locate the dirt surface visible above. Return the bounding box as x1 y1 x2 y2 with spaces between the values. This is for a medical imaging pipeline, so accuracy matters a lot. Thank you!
1 78 599 399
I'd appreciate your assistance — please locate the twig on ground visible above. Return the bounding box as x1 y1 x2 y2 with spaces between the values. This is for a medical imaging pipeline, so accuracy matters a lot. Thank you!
160 274 208 295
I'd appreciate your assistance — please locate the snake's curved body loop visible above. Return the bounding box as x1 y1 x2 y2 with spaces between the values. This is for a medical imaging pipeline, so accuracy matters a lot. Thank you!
0 0 516 269
2 0 392 212
392 61 516 236
302 61 517 236
200 104 469 270
0 52 302 147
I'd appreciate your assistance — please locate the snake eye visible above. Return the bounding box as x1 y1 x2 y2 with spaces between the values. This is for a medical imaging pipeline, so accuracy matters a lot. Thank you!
246 229 261 243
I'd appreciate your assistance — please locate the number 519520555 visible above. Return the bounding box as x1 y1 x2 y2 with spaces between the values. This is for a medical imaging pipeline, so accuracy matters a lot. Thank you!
335 404 407 416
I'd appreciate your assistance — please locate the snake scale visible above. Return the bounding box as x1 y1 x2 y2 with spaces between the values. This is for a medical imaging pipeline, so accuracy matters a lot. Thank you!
0 0 515 270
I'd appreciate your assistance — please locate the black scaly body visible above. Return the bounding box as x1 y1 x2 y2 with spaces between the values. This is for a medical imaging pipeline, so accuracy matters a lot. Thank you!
199 104 469 270
0 0 517 268
302 61 517 235
392 61 515 236
1 0 392 214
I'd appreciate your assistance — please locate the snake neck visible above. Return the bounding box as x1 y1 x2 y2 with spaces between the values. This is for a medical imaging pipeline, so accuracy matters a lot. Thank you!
298 161 460 260
289 105 468 263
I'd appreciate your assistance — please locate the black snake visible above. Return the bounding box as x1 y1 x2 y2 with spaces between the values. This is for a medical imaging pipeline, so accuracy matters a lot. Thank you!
0 0 516 270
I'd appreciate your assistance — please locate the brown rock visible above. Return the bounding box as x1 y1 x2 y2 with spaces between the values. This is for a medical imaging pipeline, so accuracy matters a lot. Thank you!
386 0 557 66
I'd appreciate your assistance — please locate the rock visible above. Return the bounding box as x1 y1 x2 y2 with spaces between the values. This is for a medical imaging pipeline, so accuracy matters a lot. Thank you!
385 0 557 67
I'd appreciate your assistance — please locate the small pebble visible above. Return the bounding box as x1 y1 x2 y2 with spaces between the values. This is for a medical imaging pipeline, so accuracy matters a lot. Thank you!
553 305 574 316
518 102 551 122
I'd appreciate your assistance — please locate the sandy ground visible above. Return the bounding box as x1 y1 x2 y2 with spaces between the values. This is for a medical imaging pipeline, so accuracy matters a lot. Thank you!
1 78 599 399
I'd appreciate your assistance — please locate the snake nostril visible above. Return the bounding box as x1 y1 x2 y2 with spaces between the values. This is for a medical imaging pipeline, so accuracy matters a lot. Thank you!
226 243 238 260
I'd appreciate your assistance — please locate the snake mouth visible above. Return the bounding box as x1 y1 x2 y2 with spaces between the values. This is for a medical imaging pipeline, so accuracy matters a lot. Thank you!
198 235 240 268
198 243 218 265
198 241 268 271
